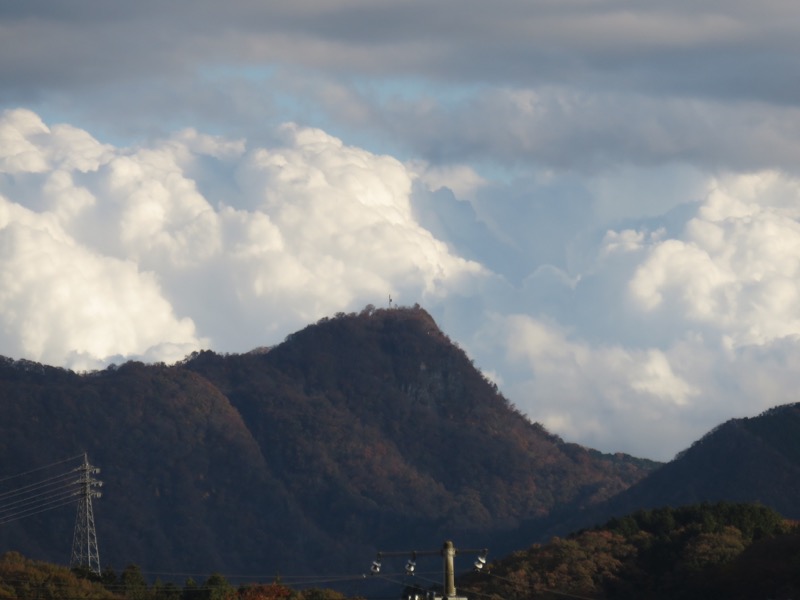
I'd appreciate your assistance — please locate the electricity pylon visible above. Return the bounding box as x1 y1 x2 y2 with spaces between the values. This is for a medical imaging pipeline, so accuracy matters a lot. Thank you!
70 454 102 575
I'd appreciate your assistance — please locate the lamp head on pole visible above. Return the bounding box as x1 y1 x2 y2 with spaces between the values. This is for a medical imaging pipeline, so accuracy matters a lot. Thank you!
371 553 382 575
405 551 417 575
473 549 488 572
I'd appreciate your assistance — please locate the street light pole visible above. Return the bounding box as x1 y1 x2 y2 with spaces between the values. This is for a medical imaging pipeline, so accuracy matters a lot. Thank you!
442 540 457 597
370 540 487 600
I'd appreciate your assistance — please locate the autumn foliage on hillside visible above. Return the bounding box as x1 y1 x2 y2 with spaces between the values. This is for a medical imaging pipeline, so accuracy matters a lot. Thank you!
464 502 800 600
0 552 355 600
0 551 114 599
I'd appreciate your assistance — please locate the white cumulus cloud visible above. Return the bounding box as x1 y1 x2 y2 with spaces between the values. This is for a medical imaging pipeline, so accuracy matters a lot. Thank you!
0 109 484 368
629 171 800 347
0 198 202 369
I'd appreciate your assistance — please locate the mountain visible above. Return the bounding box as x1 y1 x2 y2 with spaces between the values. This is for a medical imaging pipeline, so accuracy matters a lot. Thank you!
0 306 656 579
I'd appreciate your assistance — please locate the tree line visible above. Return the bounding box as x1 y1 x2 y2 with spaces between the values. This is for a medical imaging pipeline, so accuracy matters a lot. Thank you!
0 552 355 600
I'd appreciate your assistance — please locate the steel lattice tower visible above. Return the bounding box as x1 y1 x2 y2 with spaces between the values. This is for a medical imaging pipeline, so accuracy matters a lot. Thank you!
70 454 102 575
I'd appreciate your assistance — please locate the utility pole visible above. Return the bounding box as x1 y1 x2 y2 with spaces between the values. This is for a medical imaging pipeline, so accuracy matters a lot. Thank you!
442 540 459 598
370 540 487 600
70 454 103 575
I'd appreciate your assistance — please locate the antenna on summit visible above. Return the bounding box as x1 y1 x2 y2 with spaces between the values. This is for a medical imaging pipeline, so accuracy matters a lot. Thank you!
389 294 393 308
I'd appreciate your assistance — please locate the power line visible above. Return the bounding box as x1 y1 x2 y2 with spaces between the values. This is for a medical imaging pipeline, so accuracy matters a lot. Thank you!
0 487 80 524
0 457 86 527
0 468 79 502
0 481 78 512
0 454 85 485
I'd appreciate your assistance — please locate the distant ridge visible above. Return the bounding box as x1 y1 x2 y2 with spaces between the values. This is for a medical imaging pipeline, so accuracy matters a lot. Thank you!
541 402 800 541
604 402 800 518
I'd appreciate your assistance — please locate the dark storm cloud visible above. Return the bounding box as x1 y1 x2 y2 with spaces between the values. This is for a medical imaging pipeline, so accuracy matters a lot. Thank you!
5 0 800 174
3 0 800 104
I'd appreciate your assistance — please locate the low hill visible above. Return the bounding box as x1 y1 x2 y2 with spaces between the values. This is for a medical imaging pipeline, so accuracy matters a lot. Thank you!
0 551 115 599
0 306 656 578
463 502 800 600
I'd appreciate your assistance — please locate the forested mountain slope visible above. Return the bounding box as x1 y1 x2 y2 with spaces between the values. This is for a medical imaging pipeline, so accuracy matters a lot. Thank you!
0 306 656 576
183 307 656 552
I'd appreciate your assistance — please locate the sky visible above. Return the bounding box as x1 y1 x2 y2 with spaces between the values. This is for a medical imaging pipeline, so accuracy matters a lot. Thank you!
2 1 800 460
